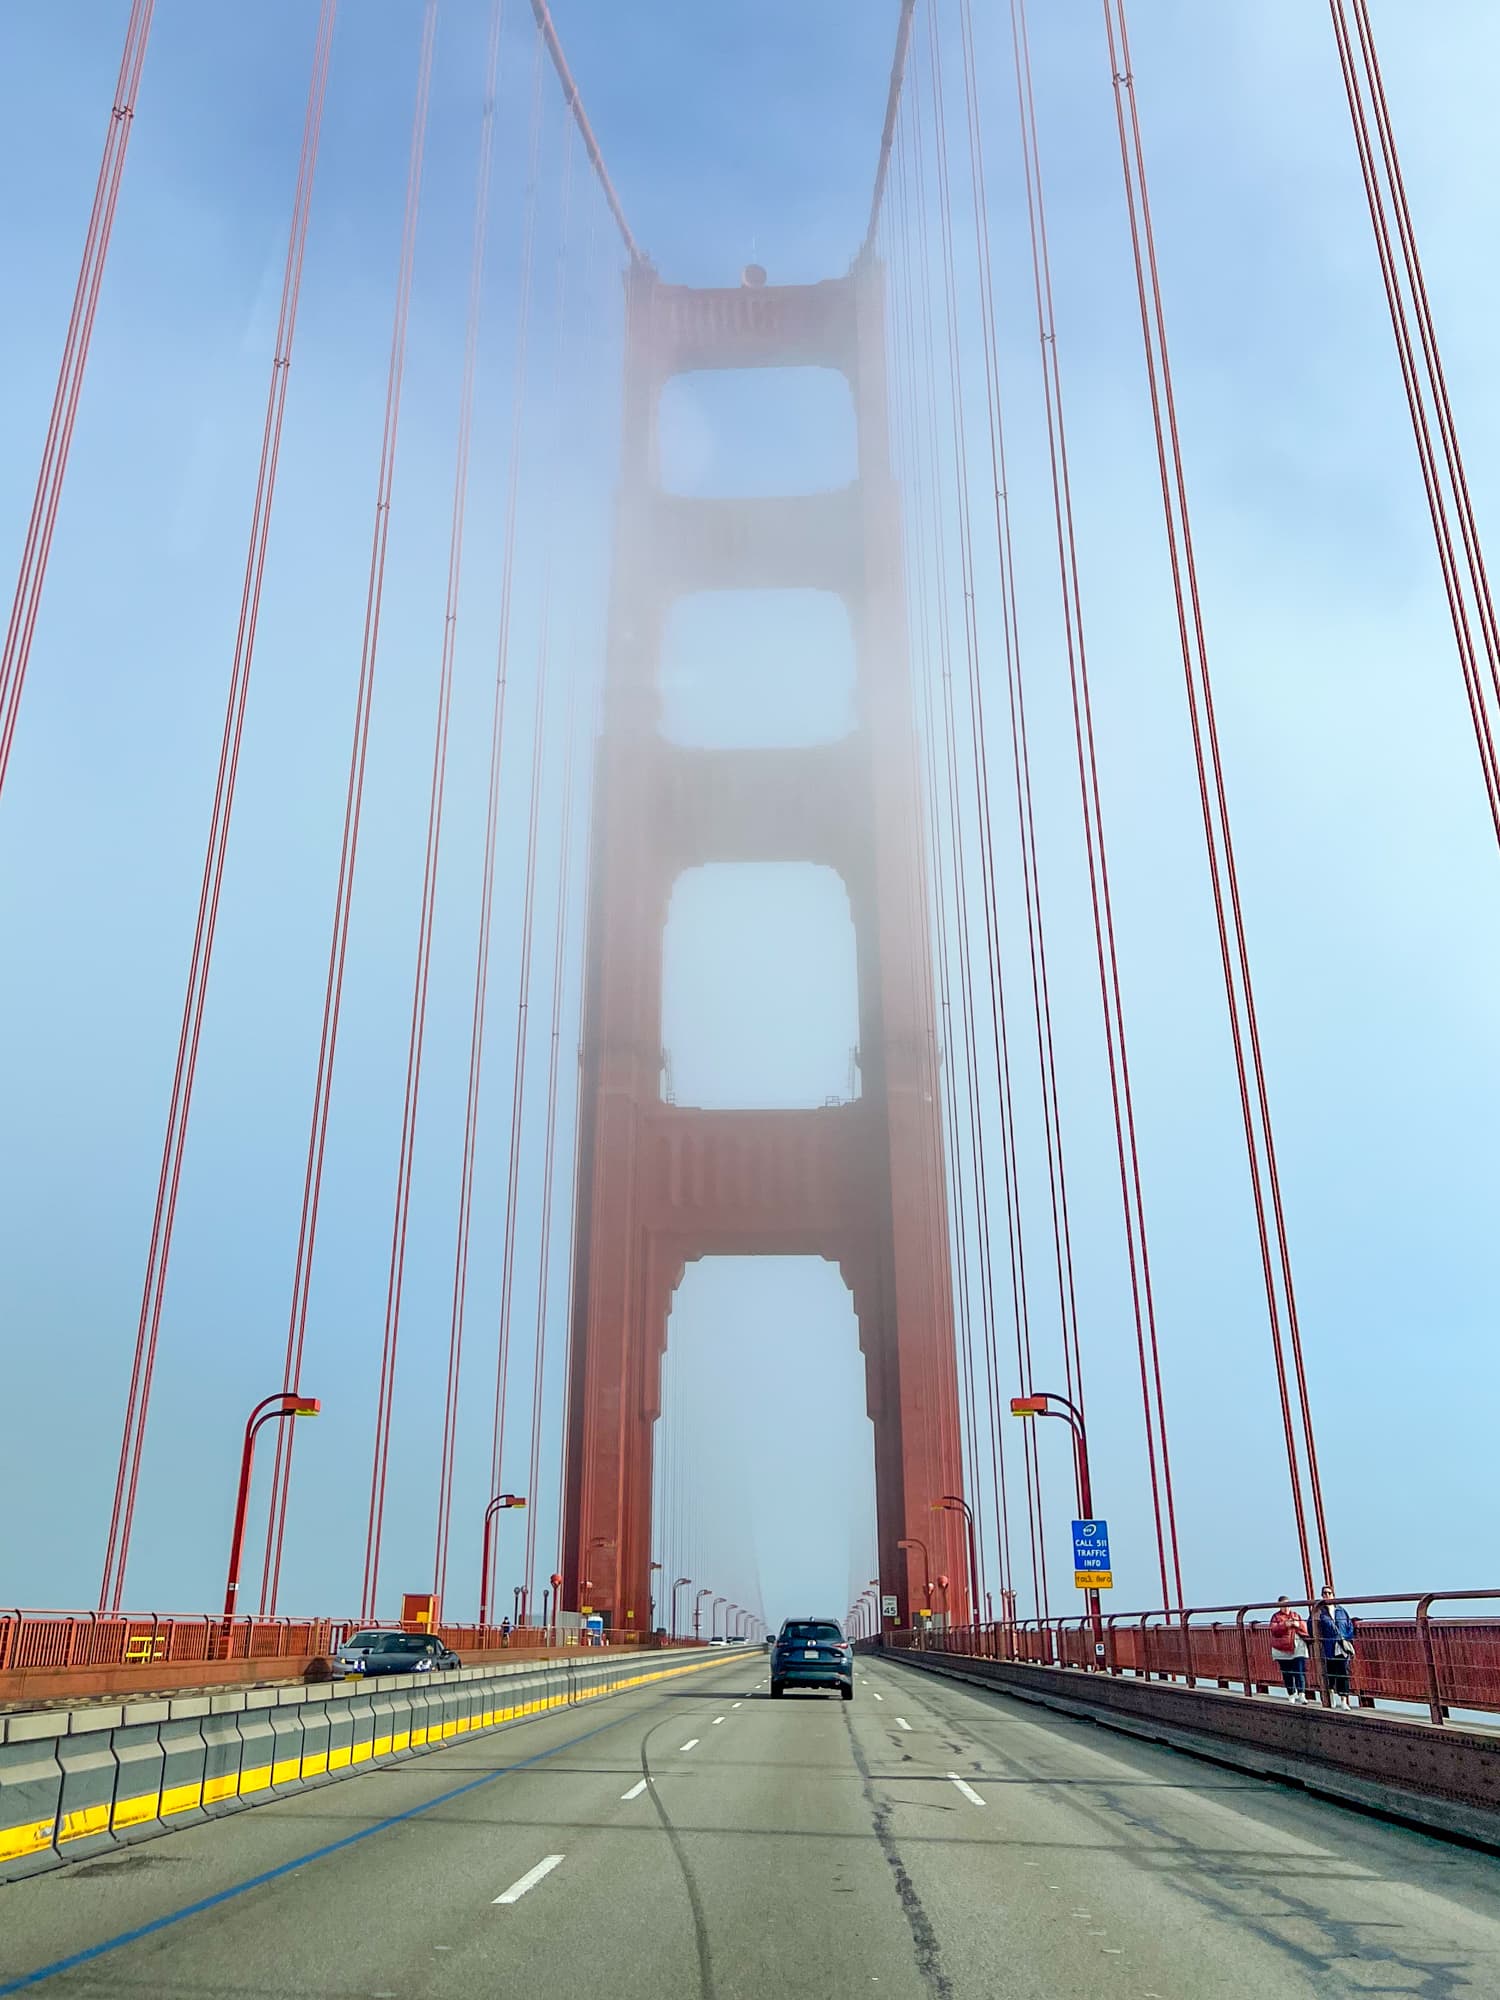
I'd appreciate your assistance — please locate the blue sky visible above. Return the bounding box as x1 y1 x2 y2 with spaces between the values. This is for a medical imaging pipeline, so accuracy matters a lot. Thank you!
0 1 1496 1627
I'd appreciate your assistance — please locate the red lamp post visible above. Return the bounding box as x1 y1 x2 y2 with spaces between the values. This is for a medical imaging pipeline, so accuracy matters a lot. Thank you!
479 1493 527 1628
898 1537 932 1619
933 1496 980 1631
223 1393 321 1621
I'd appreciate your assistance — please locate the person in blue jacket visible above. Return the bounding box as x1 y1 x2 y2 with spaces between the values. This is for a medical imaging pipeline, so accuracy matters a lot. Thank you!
1316 1586 1356 1708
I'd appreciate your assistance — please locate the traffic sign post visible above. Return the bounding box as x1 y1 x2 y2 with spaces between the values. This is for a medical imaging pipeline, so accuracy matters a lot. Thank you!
881 1594 898 1621
1071 1519 1112 1592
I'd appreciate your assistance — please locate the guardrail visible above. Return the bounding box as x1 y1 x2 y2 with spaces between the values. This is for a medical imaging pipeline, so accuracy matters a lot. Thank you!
0 1609 669 1701
0 1643 726 1881
886 1590 1500 1725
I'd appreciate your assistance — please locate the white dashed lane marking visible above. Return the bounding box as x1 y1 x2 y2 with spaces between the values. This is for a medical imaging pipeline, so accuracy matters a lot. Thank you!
947 1774 986 1807
679 1738 700 1752
895 1717 912 1731
494 1855 565 1905
620 1779 648 1801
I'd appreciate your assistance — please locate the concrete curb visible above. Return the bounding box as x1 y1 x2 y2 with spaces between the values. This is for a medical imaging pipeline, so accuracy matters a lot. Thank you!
885 1647 1500 1852
0 1646 722 1881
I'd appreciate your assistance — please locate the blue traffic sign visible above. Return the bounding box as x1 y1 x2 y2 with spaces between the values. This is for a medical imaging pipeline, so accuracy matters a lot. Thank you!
1071 1519 1111 1572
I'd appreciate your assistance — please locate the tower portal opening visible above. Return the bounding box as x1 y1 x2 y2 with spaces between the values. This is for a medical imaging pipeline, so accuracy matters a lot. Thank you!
658 365 856 497
660 588 855 749
661 862 859 1109
652 1255 874 1633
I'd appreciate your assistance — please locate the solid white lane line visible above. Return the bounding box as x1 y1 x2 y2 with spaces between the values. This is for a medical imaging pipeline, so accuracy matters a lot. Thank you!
947 1774 987 1808
620 1779 648 1801
679 1738 700 1752
493 1855 565 1905
895 1717 913 1731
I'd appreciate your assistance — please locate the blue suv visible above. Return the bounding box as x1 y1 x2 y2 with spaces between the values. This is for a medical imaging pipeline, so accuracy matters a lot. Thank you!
771 1618 854 1700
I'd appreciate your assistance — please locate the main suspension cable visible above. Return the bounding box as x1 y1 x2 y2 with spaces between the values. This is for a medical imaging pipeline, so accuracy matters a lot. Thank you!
861 0 919 262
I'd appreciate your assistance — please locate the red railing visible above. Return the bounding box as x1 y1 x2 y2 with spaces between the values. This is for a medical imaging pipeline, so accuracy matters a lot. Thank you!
886 1590 1500 1726
0 1610 665 1682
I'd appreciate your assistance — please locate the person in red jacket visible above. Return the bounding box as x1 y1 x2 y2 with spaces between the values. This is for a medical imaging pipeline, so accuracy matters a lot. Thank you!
1268 1596 1310 1701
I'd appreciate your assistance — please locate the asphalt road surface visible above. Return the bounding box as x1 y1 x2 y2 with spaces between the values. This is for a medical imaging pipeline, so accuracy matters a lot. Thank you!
2 1655 1497 1997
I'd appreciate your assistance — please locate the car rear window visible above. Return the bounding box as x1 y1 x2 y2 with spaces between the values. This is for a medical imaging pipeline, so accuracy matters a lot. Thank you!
782 1621 843 1643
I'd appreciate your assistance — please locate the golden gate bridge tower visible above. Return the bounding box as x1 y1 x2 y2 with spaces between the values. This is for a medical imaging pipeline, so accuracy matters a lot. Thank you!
561 259 971 1631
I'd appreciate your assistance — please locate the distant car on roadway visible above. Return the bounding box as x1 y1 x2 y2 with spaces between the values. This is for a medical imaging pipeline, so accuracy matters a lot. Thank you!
771 1618 854 1700
334 1630 461 1678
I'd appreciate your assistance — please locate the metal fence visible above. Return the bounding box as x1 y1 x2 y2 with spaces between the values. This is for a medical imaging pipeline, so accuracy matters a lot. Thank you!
886 1590 1500 1726
0 1610 661 1680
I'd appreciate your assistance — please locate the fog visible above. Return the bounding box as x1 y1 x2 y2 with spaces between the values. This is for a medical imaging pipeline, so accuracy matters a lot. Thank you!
0 1 1495 1627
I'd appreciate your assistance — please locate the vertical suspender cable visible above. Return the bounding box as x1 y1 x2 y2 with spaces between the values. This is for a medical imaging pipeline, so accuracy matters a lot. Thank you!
434 27 547 1608
1327 0 1500 841
916 7 1049 1618
888 125 1009 1616
519 132 580 1616
0 0 154 801
99 0 338 1613
491 123 575 1606
364 0 506 1623
428 0 508 1606
953 0 1087 1438
486 533 554 1616
1101 0 1331 1597
261 0 441 1612
1007 0 1184 1605
902 74 1029 1621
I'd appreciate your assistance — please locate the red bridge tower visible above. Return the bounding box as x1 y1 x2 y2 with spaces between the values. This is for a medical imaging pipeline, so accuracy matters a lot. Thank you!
562 261 970 1632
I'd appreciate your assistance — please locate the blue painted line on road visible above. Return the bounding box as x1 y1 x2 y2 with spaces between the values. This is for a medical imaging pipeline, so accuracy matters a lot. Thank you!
0 1706 648 1994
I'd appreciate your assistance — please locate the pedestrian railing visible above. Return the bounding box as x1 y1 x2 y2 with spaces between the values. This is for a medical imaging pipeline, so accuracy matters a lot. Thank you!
885 1590 1500 1726
0 1609 667 1688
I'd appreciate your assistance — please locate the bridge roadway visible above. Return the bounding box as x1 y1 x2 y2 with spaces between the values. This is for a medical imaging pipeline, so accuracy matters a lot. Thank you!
1 1656 1496 1997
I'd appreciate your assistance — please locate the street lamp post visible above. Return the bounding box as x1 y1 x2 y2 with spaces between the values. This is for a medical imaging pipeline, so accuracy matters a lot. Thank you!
672 1576 691 1641
479 1493 527 1629
933 1497 980 1631
898 1537 932 1622
1012 1391 1102 1647
694 1588 712 1640
223 1393 321 1621
649 1560 662 1631
711 1595 726 1639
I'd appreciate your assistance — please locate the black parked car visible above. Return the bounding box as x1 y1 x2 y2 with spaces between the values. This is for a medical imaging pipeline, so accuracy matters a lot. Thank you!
771 1618 854 1700
334 1630 461 1678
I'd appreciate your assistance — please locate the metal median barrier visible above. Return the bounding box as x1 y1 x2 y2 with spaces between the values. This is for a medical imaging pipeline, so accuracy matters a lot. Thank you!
0 1643 723 1881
